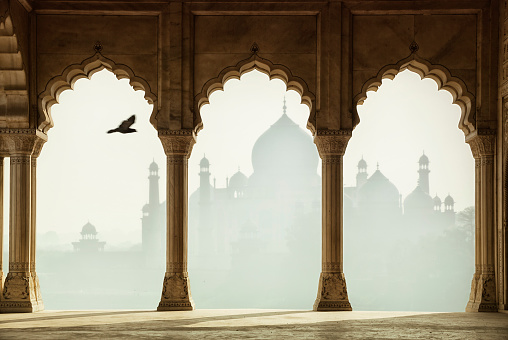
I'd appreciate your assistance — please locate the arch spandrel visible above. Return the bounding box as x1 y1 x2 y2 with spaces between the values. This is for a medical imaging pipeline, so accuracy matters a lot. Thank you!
38 53 158 134
194 54 317 136
354 55 476 137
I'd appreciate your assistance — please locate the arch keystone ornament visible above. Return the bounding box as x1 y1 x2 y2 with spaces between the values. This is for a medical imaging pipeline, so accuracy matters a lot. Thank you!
313 130 352 311
157 130 195 311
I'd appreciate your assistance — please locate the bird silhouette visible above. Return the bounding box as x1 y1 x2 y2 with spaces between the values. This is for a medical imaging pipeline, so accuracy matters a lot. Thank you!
107 115 137 134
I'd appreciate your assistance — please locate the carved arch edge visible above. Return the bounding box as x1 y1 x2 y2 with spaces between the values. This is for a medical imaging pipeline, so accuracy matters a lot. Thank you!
194 54 316 135
354 54 476 136
38 53 157 134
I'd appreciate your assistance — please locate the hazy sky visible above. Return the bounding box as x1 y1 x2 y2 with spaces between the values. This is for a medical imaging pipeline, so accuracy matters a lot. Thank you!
1 68 474 249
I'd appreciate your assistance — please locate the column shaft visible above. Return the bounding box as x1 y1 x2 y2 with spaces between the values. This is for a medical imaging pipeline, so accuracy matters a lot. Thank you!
0 155 38 312
466 134 497 312
30 158 43 310
158 132 195 311
0 158 4 303
313 133 352 311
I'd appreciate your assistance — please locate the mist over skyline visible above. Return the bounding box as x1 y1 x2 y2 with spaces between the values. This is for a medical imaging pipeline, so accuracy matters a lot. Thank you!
1 68 475 311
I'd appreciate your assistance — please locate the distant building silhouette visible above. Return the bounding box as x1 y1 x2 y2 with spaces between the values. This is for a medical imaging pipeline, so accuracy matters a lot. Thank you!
141 160 165 260
72 222 106 252
344 153 455 235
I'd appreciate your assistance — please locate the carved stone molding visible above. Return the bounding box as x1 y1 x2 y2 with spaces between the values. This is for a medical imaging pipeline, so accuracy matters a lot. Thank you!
322 262 343 272
2 273 30 300
314 130 352 158
467 133 495 159
158 130 196 158
157 272 194 311
0 129 47 156
466 274 498 312
9 262 30 272
167 262 187 272
314 272 352 311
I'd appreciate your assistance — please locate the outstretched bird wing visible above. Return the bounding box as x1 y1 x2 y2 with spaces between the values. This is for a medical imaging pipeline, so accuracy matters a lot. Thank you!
107 115 136 134
119 115 135 129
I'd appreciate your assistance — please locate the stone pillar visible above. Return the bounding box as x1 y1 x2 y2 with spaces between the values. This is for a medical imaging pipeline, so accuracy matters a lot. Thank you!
466 133 497 312
29 139 45 311
0 131 46 313
0 157 4 303
313 131 352 311
157 131 195 311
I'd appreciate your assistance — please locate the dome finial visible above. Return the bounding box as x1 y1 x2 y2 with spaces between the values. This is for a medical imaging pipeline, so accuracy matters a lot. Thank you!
283 96 287 115
377 162 379 170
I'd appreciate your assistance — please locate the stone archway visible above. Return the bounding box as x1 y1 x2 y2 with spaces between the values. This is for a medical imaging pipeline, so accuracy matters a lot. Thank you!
38 52 158 134
158 55 321 311
352 55 496 312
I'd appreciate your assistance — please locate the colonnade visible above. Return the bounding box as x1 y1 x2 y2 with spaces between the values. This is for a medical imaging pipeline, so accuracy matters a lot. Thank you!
0 128 499 313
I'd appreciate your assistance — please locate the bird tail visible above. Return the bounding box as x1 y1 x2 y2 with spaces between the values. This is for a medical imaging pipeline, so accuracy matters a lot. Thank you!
107 129 117 134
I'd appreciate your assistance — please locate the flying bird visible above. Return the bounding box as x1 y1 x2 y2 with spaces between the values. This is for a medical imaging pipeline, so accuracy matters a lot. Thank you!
107 115 137 134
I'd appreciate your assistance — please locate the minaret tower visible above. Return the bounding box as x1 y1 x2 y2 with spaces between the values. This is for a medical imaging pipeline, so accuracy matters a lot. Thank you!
148 160 160 206
356 157 368 187
418 152 430 194
199 155 211 204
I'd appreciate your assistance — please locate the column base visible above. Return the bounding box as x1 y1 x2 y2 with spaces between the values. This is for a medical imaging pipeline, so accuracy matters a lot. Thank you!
465 273 497 312
313 272 352 311
157 272 194 311
0 272 42 313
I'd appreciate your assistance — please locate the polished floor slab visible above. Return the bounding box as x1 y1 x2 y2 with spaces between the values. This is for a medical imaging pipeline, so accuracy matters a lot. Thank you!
0 309 507 339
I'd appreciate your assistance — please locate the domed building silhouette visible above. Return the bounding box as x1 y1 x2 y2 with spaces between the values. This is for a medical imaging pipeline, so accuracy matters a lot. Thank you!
72 222 106 252
344 153 455 236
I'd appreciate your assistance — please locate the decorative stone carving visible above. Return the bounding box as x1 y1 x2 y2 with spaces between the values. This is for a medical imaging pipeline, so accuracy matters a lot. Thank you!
314 131 351 158
158 130 196 157
467 274 498 312
2 273 30 300
314 273 352 311
467 133 495 159
157 273 194 311
0 129 47 156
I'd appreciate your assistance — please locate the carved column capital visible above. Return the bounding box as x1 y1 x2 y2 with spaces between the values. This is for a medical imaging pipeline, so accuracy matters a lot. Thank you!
314 130 352 158
0 129 47 156
467 131 495 159
158 130 196 158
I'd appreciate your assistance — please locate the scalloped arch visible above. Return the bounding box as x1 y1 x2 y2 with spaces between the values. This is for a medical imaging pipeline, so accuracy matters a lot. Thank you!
38 53 157 134
194 54 316 135
354 55 475 136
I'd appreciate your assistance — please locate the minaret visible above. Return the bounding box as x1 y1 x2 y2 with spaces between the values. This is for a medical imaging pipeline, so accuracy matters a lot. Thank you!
199 155 211 204
418 152 430 194
148 160 160 206
356 157 368 187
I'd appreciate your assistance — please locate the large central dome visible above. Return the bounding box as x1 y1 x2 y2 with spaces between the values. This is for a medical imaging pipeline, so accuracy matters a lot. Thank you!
250 112 319 186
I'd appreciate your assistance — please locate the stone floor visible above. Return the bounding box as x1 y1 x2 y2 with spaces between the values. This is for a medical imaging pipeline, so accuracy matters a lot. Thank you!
0 309 507 339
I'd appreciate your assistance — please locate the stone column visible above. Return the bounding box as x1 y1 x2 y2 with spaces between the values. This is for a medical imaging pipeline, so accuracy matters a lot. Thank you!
313 131 352 311
157 131 195 311
0 157 4 303
466 133 497 312
29 139 45 311
0 131 46 313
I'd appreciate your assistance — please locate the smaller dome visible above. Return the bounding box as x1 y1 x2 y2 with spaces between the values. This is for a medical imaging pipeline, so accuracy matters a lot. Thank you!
200 156 210 168
81 222 97 235
229 170 248 189
419 153 429 165
433 195 442 205
142 204 150 212
358 158 367 169
149 161 159 171
444 194 454 205
404 185 434 211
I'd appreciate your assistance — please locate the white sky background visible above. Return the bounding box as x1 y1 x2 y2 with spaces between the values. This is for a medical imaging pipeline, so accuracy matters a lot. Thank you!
2 68 474 250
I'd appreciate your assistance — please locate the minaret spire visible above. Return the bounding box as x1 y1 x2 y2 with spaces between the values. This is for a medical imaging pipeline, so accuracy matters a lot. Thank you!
283 96 287 115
